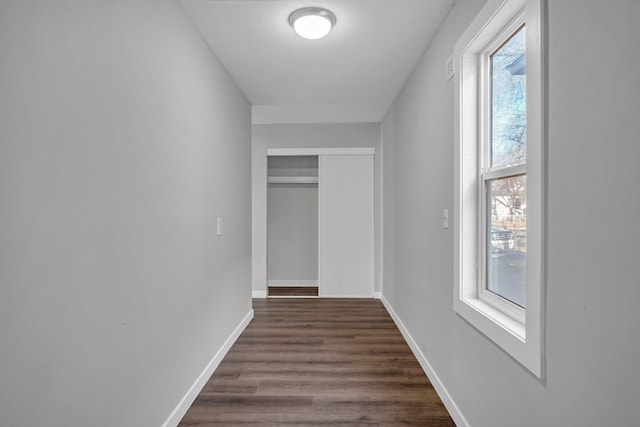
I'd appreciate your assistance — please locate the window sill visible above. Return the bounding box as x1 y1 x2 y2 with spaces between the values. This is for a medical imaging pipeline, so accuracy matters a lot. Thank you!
454 294 541 376
458 296 525 341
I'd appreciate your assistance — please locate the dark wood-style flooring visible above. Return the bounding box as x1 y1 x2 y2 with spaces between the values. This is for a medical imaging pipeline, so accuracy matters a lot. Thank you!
179 298 455 426
268 286 319 297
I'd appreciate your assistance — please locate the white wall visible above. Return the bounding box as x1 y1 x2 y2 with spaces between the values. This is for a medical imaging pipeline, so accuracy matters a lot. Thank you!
252 123 381 296
382 0 640 426
0 1 252 426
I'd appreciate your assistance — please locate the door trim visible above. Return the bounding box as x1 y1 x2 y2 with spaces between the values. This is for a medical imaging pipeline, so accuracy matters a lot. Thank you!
267 147 375 156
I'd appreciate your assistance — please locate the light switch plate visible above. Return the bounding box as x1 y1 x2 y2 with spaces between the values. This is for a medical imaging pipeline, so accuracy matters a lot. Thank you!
443 209 449 229
217 217 223 236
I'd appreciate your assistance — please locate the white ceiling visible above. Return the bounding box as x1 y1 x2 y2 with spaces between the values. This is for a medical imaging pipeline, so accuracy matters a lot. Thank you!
177 0 455 123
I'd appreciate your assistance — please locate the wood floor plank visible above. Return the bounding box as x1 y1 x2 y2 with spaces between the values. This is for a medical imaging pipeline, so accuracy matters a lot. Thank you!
254 379 440 401
200 380 260 395
179 298 455 426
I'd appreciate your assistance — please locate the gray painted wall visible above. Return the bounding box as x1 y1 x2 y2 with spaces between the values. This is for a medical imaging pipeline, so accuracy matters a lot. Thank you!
267 156 318 282
381 108 395 306
267 183 318 281
0 1 251 426
382 0 640 426
252 123 382 295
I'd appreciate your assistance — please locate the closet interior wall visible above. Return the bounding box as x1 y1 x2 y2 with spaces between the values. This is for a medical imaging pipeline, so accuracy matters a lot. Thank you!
267 156 319 295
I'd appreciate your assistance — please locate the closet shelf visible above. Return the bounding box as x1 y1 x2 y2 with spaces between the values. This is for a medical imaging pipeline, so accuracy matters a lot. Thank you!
268 176 319 184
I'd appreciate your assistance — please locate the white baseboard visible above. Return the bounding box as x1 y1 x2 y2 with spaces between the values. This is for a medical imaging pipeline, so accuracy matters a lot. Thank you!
373 292 381 299
252 290 267 298
162 309 254 427
267 280 318 287
379 295 469 427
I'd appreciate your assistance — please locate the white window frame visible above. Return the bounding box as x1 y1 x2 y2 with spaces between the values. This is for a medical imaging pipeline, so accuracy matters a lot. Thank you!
453 0 545 378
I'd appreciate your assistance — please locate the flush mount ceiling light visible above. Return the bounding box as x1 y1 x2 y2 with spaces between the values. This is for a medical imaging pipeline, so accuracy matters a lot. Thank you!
289 7 336 40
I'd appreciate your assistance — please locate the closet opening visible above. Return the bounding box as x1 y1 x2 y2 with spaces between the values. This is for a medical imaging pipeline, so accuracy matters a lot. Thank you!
263 147 375 298
267 155 319 297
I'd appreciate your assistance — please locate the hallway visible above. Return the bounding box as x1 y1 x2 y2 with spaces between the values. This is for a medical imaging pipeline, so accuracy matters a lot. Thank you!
179 299 454 426
3 1 639 425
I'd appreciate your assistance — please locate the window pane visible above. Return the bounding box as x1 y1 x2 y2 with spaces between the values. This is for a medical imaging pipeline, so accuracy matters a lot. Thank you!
491 25 526 168
487 175 526 307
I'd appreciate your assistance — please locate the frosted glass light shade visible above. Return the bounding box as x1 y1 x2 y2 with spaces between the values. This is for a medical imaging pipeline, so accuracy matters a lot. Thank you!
289 8 336 40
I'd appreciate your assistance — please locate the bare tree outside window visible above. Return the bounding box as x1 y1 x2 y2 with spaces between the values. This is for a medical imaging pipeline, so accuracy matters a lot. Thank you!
486 25 527 307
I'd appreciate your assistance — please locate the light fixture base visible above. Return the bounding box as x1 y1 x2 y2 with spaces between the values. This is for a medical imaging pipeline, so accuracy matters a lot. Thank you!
289 7 336 40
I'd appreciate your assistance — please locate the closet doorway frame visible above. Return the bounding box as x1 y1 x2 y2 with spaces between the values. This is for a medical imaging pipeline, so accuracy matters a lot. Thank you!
260 147 375 299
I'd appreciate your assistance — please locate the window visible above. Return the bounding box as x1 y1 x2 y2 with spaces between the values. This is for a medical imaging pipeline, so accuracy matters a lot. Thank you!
482 23 527 318
453 0 545 377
